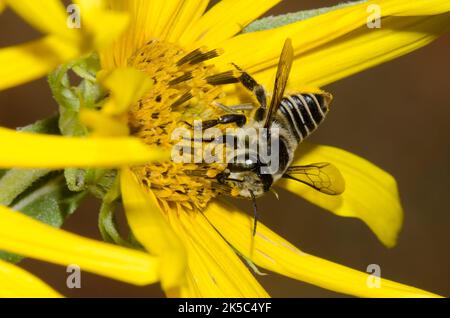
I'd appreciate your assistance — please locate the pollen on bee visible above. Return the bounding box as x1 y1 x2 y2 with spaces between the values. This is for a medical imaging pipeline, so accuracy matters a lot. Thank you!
231 188 241 197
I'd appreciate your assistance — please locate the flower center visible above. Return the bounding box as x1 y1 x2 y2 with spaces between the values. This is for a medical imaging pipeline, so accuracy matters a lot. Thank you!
127 40 232 212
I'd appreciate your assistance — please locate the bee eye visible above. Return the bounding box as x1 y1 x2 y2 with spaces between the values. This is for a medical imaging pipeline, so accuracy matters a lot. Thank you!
228 156 259 172
245 159 255 166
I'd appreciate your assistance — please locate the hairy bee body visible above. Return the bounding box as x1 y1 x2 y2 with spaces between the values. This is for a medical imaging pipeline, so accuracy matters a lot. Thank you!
212 39 343 203
220 91 332 199
267 92 332 184
278 94 331 143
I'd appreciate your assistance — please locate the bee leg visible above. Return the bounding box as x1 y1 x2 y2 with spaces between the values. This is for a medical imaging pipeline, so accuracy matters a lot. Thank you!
182 136 216 143
182 134 236 146
213 101 254 113
232 63 267 110
200 114 247 130
216 171 230 184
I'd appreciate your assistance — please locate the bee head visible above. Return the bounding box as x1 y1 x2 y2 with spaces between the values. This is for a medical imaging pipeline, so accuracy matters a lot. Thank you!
216 154 273 199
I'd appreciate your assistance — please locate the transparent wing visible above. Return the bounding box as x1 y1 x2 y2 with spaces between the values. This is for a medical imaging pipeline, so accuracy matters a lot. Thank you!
284 162 345 195
264 38 294 128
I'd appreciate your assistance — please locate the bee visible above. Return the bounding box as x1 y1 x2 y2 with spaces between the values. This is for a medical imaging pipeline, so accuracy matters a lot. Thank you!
212 38 345 199
182 39 345 233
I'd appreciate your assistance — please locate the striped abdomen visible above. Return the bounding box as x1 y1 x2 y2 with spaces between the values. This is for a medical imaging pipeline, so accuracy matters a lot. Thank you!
277 93 331 143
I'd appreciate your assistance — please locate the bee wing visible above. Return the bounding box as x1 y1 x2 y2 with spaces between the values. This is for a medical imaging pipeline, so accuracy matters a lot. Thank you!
264 38 294 128
284 162 345 195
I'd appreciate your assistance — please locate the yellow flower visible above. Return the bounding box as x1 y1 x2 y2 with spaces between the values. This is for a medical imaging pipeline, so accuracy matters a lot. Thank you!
0 0 449 297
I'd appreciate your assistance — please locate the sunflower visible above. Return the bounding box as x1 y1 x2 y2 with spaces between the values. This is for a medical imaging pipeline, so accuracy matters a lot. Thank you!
0 0 449 298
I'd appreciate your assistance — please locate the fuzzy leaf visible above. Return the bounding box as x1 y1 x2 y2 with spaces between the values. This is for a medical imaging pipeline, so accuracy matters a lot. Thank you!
19 116 60 134
71 53 101 82
48 64 87 137
0 169 51 206
48 54 108 193
89 169 117 199
98 177 131 246
244 1 367 33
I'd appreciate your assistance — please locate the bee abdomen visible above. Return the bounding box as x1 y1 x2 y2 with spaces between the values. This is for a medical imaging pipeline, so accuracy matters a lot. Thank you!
278 93 330 142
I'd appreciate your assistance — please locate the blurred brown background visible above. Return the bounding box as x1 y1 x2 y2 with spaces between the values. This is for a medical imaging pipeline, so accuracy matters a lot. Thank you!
0 1 449 297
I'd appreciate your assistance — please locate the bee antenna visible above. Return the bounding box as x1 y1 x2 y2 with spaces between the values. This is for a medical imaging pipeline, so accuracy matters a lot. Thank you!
249 191 258 236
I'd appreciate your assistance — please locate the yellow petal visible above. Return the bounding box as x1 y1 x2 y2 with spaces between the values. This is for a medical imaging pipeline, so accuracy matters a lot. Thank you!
257 13 450 89
165 0 209 44
147 0 185 40
1 0 128 90
167 208 269 298
0 127 168 169
0 205 160 286
205 201 441 298
178 0 281 47
120 167 187 291
0 1 5 13
74 0 130 49
100 0 157 69
278 143 403 248
5 0 77 40
384 0 450 16
100 0 185 69
89 11 130 50
0 259 62 298
79 109 130 136
0 36 79 91
169 268 202 298
100 67 153 116
215 0 450 74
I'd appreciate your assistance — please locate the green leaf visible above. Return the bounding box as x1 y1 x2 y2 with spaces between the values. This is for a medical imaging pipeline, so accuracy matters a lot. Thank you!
65 168 88 192
0 169 51 206
97 175 145 250
48 64 87 137
73 54 106 110
0 251 23 263
98 177 130 246
1 173 87 262
71 53 101 82
88 169 118 199
10 174 86 224
244 1 367 33
48 54 104 137
48 54 109 194
78 77 105 109
18 116 60 134
65 168 116 196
